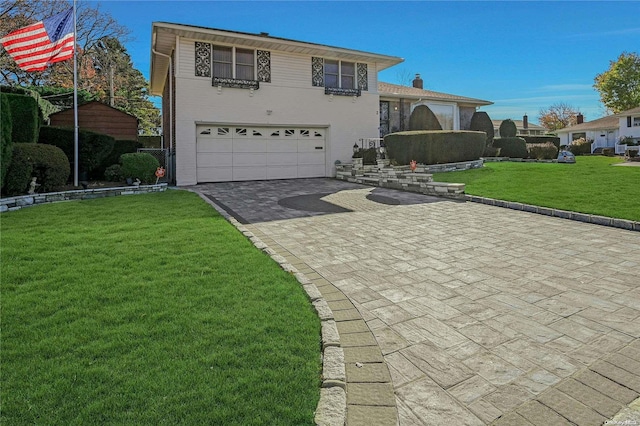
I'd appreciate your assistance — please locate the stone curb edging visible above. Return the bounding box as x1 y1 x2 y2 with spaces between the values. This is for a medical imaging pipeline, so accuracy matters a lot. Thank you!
0 183 169 213
189 189 348 426
465 195 640 232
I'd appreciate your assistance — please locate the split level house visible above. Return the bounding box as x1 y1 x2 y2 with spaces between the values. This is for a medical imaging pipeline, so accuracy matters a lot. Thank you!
556 107 640 154
150 22 492 185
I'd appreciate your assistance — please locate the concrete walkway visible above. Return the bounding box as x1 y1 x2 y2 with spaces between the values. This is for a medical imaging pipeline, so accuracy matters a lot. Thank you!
193 179 640 425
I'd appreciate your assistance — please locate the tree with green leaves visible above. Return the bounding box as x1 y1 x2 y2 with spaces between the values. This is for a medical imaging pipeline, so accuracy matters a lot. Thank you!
594 52 640 114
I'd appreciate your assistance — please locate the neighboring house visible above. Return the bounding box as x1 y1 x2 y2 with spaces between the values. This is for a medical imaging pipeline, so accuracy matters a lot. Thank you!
556 107 640 153
378 74 492 136
149 22 403 185
48 101 139 141
492 115 546 137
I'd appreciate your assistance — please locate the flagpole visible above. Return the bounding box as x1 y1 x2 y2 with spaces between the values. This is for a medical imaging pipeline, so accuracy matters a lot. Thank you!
73 0 79 187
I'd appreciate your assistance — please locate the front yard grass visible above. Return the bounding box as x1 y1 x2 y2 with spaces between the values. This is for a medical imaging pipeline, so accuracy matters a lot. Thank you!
1 190 320 425
433 156 640 221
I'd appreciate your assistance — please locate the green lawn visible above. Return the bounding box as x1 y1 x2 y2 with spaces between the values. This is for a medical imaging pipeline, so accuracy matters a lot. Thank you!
1 190 320 425
433 156 640 221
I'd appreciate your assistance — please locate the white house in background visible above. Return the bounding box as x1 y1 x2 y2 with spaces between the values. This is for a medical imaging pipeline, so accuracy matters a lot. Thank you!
378 74 492 136
556 107 640 154
150 22 403 185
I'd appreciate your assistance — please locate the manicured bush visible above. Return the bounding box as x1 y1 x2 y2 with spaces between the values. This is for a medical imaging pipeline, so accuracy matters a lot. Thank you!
492 137 528 158
38 126 114 174
469 111 494 146
3 143 70 195
602 148 615 156
1 93 13 189
120 152 159 183
384 130 485 165
482 146 501 157
521 135 561 149
408 105 443 131
526 142 558 160
568 137 592 155
90 139 143 180
352 147 378 165
499 119 517 138
104 164 124 182
5 93 39 143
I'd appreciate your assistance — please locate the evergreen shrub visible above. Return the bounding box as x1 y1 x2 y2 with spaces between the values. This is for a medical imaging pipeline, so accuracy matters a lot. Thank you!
3 143 70 195
120 152 159 183
408 105 443 131
104 164 124 182
526 142 558 160
568 137 592 155
38 126 114 174
499 119 517 138
91 139 143 180
469 111 494 146
493 137 528 158
384 131 485 165
521 135 561 149
5 93 39 143
1 93 13 189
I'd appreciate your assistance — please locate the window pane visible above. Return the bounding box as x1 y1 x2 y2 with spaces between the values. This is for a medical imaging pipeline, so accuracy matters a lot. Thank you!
341 75 354 89
236 64 254 80
325 74 338 88
213 46 232 78
213 46 232 62
214 62 232 78
324 59 338 74
341 61 355 75
236 48 254 66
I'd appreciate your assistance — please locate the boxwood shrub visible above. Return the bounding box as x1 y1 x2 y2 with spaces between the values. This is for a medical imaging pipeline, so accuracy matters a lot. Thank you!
1 93 13 189
568 137 592 155
526 142 558 160
5 93 39 143
499 119 517 138
38 126 114 174
492 137 528 158
90 139 143 180
521 135 561 149
3 143 70 195
384 131 485 165
120 152 159 183
409 105 442 131
470 111 494 147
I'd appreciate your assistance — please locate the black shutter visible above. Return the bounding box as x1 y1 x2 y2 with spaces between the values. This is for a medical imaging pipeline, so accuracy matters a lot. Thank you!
628 116 632 127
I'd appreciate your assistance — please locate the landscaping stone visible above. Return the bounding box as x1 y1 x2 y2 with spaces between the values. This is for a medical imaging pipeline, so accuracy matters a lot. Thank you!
315 387 346 426
346 405 397 426
323 346 346 383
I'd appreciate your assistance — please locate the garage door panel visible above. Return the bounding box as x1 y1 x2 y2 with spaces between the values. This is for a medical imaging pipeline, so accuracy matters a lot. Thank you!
267 166 297 179
298 152 325 165
197 152 232 167
298 164 325 178
232 153 266 167
197 166 232 182
233 167 267 181
298 139 325 153
198 139 232 153
267 139 298 153
234 140 266 153
267 152 297 166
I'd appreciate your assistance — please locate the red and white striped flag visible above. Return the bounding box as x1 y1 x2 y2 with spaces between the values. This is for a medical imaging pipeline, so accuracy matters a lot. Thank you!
0 8 75 72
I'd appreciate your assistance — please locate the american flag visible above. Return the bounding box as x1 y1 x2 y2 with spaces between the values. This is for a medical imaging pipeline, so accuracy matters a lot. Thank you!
0 8 75 72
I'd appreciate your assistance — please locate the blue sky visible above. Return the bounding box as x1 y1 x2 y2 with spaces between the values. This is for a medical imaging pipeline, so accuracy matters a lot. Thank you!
90 0 639 123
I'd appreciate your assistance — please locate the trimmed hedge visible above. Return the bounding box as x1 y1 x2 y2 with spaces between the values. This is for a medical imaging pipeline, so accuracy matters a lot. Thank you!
568 137 592 155
409 105 443 131
1 93 13 189
526 142 558 160
5 93 39 143
492 137 528 158
38 126 114 174
521 135 561 149
120 152 159 183
470 111 494 147
384 130 485 165
91 139 143 180
352 147 378 165
499 119 517 138
3 143 70 195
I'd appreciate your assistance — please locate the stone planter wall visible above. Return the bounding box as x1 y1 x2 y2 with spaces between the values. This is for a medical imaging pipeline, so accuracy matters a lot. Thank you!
1 183 168 213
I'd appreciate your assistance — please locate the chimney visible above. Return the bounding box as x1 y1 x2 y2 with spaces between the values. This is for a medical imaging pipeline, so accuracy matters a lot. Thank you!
577 113 584 124
523 114 528 129
412 73 423 89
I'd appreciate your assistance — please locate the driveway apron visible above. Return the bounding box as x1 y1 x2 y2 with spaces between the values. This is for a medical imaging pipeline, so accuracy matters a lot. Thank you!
192 179 640 426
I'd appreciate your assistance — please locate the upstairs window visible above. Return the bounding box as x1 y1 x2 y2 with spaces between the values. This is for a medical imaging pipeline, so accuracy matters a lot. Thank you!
324 60 339 88
341 61 355 90
312 57 366 95
213 46 233 78
196 43 270 85
235 48 255 80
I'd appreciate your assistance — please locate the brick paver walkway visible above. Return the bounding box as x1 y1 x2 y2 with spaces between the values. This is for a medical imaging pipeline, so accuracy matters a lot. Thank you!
194 179 640 425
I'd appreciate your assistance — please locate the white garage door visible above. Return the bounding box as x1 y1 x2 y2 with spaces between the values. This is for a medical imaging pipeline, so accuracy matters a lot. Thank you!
196 125 326 182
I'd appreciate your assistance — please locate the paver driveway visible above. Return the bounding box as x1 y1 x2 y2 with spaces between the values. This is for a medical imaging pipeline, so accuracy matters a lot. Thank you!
193 179 640 425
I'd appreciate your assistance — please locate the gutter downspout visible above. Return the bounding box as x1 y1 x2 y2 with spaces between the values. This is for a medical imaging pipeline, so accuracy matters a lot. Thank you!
152 49 173 154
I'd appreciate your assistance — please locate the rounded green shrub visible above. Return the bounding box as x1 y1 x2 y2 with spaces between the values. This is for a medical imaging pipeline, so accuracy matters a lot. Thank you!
3 143 70 195
384 131 485 165
499 119 517 138
469 111 494 146
1 93 13 189
521 135 561 149
408 105 443 131
568 137 592 155
492 137 528 158
526 142 558 160
91 139 142 180
38 126 114 174
120 152 159 183
104 164 124 182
